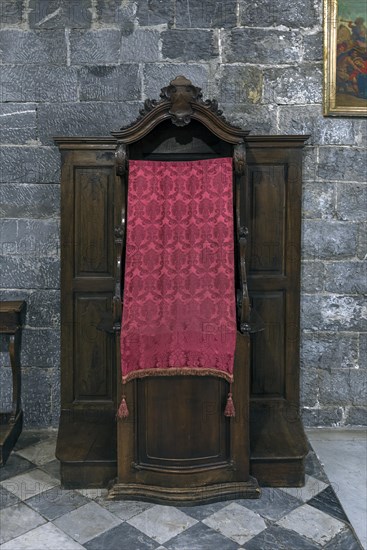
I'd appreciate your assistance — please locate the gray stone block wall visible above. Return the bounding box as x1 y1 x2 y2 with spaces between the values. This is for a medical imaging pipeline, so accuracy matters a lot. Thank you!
0 0 366 427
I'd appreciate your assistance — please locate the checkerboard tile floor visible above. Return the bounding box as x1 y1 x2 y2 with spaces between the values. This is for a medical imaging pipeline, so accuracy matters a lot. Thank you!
0 430 362 549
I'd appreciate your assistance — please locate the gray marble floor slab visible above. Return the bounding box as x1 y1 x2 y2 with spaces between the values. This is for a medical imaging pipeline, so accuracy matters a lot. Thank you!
13 430 45 451
238 487 302 521
305 450 330 483
0 467 58 500
17 438 58 466
165 521 239 550
0 502 46 544
308 485 350 524
277 503 346 546
0 522 85 550
0 485 20 509
127 504 198 545
177 500 229 521
0 429 362 550
307 428 367 549
202 502 267 546
324 528 364 550
0 453 35 482
26 487 90 520
53 500 122 544
76 488 109 500
84 522 158 550
244 525 322 550
96 497 154 520
39 458 61 481
280 474 329 502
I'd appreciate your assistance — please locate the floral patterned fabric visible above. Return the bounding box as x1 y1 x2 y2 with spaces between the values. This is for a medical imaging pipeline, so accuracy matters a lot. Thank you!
121 158 237 384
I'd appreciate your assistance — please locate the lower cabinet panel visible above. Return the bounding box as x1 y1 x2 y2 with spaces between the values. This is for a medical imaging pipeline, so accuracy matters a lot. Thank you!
74 294 115 403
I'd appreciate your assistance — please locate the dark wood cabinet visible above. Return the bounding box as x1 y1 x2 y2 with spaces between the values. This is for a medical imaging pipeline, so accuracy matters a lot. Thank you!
55 78 308 494
55 140 120 487
245 137 308 486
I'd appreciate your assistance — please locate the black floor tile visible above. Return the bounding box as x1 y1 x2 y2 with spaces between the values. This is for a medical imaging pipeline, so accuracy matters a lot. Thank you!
243 525 322 550
0 485 20 509
13 430 45 451
304 450 329 484
238 487 302 521
324 527 363 550
308 485 349 524
0 453 35 481
26 487 89 520
178 500 229 520
84 522 159 550
0 430 362 550
165 522 238 550
40 459 60 481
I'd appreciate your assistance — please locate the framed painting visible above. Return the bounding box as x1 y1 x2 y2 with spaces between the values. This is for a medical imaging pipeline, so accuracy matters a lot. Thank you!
324 0 367 116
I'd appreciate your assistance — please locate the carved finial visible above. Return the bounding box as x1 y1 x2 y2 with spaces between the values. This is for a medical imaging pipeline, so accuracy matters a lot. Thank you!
160 76 203 127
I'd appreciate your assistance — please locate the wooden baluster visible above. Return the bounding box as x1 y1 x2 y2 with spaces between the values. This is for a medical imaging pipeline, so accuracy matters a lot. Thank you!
113 143 127 332
234 142 251 333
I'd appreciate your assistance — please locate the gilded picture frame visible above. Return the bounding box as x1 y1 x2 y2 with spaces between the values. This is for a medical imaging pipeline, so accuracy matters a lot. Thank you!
323 0 367 116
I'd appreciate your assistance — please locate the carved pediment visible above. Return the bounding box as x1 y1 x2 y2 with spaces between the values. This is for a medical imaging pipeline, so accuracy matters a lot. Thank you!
112 76 248 144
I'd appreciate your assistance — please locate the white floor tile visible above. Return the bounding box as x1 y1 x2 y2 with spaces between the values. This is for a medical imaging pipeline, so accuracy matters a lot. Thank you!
0 502 46 544
277 503 345 546
279 474 328 502
127 504 197 545
16 438 57 466
307 428 367 549
53 500 121 544
76 488 108 500
1 468 58 500
0 522 85 550
96 497 153 520
202 502 267 546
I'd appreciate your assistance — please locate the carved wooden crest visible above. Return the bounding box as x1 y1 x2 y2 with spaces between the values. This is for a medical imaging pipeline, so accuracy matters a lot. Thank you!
162 75 200 126
112 76 248 144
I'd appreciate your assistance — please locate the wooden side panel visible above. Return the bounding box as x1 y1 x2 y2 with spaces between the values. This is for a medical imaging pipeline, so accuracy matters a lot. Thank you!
250 292 285 397
60 146 119 410
245 145 302 404
74 295 114 402
249 165 285 275
245 139 308 485
74 168 113 277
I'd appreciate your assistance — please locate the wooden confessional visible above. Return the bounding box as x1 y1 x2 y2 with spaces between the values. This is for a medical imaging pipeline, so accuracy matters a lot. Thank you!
55 76 309 499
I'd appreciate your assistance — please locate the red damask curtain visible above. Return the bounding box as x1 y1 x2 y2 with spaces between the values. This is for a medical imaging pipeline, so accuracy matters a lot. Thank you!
120 158 237 399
